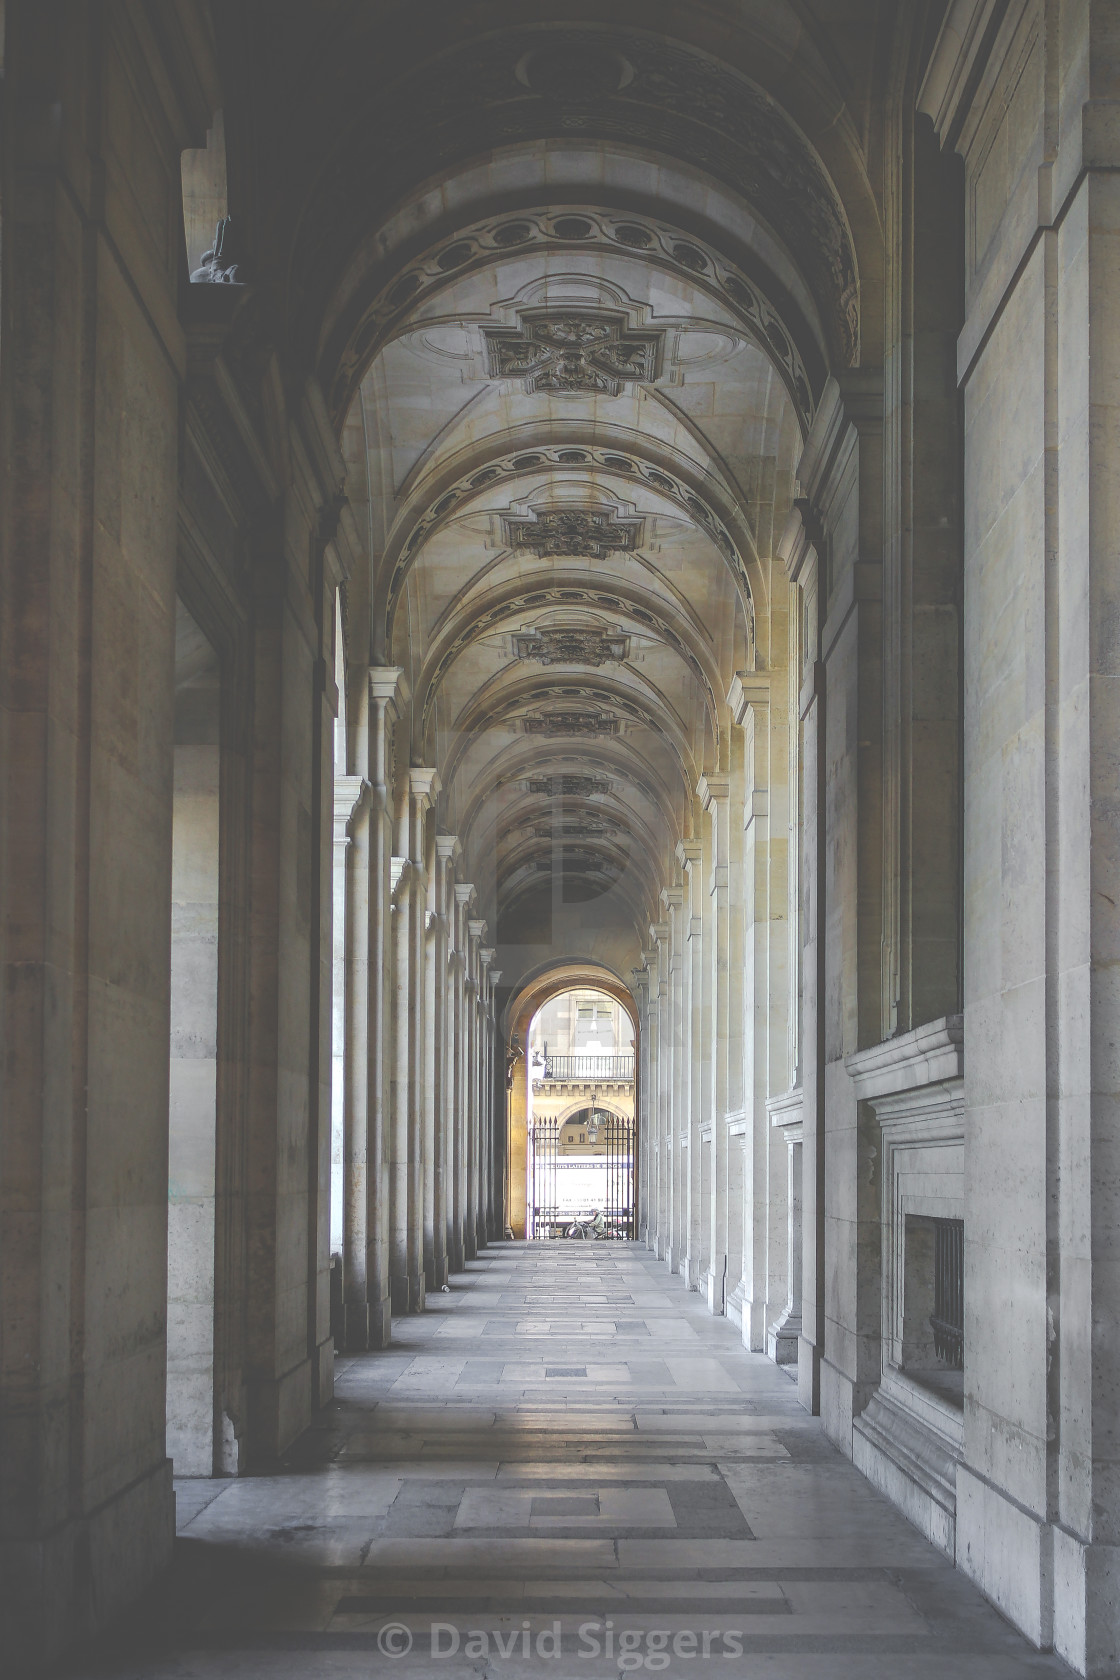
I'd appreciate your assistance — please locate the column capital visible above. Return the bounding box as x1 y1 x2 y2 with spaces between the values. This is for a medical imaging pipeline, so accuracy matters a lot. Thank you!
660 884 685 911
408 766 441 806
390 855 409 900
648 920 669 946
479 947 495 969
368 665 409 712
777 503 820 588
727 674 771 726
675 838 703 872
468 918 488 943
454 883 477 909
697 771 730 809
334 774 369 838
435 833 461 864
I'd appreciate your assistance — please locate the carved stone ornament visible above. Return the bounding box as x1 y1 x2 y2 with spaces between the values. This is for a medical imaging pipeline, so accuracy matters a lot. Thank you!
190 217 248 285
533 821 617 840
526 774 611 796
483 310 663 396
504 506 642 561
514 627 631 666
522 711 620 737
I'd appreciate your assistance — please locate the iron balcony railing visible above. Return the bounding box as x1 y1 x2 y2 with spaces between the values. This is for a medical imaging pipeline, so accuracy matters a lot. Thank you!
540 1054 634 1081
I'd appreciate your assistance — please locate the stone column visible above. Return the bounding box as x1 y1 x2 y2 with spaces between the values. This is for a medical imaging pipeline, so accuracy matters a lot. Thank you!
631 968 652 1243
453 885 476 1263
660 885 686 1274
479 948 495 1240
779 371 885 1425
648 924 669 1259
389 852 412 1313
365 669 406 1346
766 1090 804 1364
732 676 790 1350
396 769 438 1314
432 837 460 1286
677 840 705 1291
336 772 371 1349
698 775 734 1316
467 920 488 1252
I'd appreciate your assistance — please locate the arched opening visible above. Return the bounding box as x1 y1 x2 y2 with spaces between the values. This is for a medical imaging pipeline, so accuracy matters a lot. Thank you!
520 984 636 1241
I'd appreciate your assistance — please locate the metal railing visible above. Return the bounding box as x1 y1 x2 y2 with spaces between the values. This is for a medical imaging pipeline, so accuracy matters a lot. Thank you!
541 1054 634 1081
930 1217 964 1369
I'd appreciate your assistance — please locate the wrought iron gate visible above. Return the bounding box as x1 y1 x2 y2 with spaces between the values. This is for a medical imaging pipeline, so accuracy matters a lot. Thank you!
530 1110 635 1240
530 1117 559 1239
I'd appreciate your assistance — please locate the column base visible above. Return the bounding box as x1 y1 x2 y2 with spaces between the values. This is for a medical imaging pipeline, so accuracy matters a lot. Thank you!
956 1463 1052 1653
725 1281 746 1329
368 1294 392 1348
341 1301 371 1352
797 1334 821 1414
247 1354 315 1462
0 1456 173 1670
1052 1529 1120 1677
390 1272 426 1315
702 1267 724 1314
767 1306 802 1367
313 1333 334 1410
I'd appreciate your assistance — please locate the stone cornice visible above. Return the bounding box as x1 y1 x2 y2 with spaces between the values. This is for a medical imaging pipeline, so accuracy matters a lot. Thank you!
845 1016 964 1102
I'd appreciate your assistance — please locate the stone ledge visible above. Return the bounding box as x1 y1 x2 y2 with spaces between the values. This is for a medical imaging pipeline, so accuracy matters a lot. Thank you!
854 1368 962 1560
846 1015 963 1101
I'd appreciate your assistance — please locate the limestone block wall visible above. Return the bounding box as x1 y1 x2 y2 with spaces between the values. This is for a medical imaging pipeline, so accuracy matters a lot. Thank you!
0 5 220 1665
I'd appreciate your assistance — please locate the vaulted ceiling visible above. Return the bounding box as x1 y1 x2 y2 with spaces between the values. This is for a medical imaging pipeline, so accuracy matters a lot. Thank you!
233 0 899 989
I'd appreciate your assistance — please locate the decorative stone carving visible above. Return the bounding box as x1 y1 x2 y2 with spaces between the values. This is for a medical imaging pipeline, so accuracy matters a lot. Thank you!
190 218 248 285
331 206 815 431
522 711 620 737
503 507 643 560
532 820 617 840
392 442 748 631
482 310 663 396
526 774 611 797
514 627 631 665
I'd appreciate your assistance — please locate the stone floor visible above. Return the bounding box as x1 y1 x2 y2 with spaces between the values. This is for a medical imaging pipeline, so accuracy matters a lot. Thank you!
65 1242 1071 1677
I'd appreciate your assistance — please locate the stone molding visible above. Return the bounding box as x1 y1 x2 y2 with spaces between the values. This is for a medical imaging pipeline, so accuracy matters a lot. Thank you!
845 1015 964 1102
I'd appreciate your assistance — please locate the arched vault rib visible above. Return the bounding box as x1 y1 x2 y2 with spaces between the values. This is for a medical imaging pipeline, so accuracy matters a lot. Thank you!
440 671 700 812
413 575 723 758
285 19 865 380
383 422 762 627
323 201 821 430
421 609 717 768
455 738 683 863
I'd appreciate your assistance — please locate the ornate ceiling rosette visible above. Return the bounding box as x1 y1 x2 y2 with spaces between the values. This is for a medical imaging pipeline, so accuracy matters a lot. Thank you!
418 580 719 748
326 205 818 430
521 710 621 737
502 506 644 561
513 627 630 666
482 309 664 396
386 438 756 637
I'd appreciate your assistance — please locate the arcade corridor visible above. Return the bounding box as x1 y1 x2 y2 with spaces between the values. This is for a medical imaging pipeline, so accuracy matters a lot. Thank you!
67 1244 1066 1679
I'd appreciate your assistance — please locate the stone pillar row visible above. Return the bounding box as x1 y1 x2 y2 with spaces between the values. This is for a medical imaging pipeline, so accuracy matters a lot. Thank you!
634 668 800 1364
333 670 500 1349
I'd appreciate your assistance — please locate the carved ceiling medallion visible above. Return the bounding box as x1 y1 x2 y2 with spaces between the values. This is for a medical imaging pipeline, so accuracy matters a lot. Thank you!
522 711 620 737
533 820 618 840
503 506 643 561
514 627 631 665
526 774 611 796
483 310 663 396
